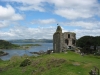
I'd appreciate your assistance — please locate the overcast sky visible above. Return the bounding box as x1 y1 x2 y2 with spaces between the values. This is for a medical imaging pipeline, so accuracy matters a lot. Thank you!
0 0 100 40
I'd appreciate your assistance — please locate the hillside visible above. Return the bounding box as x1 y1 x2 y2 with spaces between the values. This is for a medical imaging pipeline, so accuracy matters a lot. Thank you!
8 39 53 43
0 51 100 75
0 40 19 49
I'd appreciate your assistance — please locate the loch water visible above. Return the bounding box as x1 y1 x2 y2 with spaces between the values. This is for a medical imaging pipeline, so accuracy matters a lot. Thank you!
0 43 53 60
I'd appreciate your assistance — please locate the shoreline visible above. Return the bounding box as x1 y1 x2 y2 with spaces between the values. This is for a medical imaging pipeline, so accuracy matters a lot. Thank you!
0 44 41 50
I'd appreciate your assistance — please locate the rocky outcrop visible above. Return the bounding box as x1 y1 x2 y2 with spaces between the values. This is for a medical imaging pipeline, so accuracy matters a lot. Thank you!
0 51 8 56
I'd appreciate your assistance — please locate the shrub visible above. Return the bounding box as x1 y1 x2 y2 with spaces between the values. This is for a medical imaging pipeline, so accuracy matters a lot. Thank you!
20 58 31 67
47 50 51 54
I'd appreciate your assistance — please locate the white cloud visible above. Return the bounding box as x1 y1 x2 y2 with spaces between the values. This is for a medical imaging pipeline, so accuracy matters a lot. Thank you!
61 27 100 39
0 4 24 28
0 21 10 28
48 0 97 8
2 0 100 19
60 21 100 29
48 0 100 19
0 24 100 40
0 5 23 21
3 0 44 5
18 5 45 12
3 0 45 12
74 29 100 39
0 0 100 40
0 26 56 40
31 19 57 25
54 9 92 19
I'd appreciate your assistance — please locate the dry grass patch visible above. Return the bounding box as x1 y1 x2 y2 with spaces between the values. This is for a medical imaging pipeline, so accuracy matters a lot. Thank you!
83 63 93 68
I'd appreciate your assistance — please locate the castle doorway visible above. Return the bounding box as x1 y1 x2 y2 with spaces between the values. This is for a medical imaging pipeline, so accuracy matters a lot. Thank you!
68 46 71 49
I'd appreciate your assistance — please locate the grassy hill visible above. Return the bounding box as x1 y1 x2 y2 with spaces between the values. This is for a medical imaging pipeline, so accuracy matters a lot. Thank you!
0 40 41 51
0 51 100 75
0 40 20 49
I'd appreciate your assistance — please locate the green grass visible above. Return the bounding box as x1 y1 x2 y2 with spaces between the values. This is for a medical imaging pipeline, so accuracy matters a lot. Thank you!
0 51 100 75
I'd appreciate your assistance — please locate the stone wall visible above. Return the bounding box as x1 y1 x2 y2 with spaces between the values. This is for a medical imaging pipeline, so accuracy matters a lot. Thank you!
53 26 76 53
62 32 76 49
53 26 62 53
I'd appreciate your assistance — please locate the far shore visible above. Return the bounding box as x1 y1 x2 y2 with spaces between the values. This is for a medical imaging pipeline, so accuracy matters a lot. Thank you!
0 44 41 50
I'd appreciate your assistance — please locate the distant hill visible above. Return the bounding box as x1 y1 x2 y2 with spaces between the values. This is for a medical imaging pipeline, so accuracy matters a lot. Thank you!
0 40 19 49
8 39 53 43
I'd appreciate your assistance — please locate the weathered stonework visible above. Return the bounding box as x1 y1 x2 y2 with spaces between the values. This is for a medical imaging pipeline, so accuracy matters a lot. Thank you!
53 26 76 53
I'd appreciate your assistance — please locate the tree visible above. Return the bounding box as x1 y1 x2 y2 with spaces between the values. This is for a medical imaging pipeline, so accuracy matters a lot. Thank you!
76 36 99 54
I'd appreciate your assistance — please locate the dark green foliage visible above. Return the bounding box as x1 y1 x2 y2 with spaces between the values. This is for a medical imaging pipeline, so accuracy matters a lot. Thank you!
76 36 93 48
0 67 3 72
76 36 100 54
20 59 31 67
76 36 93 53
0 51 4 54
95 52 100 56
47 50 51 54
0 40 20 49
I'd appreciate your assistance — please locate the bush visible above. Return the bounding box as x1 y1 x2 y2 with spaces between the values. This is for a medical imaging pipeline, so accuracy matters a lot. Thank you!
20 58 31 67
47 50 51 54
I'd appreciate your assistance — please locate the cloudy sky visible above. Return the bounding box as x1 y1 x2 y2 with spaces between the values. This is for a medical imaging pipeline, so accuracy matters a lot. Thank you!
0 0 100 40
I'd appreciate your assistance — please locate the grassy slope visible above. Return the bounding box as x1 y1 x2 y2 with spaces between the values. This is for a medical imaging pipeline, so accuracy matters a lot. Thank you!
0 40 20 49
0 51 100 75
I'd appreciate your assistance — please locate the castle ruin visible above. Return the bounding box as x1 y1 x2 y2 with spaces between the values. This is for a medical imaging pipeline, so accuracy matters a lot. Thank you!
53 26 76 53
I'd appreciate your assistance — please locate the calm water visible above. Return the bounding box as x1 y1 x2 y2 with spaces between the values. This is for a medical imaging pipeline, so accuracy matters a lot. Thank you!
0 43 53 60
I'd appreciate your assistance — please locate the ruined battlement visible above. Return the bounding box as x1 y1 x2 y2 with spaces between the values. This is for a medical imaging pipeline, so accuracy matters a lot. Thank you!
53 26 76 53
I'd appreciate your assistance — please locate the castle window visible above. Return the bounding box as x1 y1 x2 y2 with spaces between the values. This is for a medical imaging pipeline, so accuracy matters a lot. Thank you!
72 39 75 45
68 34 70 38
65 39 69 45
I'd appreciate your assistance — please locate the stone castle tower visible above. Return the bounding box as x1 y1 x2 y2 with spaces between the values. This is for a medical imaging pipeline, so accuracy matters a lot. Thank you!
53 26 76 53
